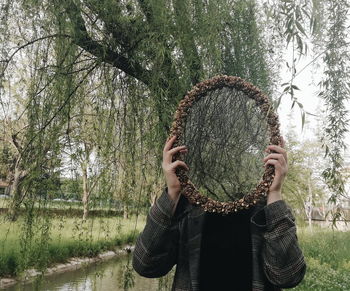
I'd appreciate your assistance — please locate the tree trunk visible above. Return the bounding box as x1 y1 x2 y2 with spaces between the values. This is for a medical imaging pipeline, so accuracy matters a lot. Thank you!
123 204 129 219
8 166 24 221
307 173 313 229
82 161 89 220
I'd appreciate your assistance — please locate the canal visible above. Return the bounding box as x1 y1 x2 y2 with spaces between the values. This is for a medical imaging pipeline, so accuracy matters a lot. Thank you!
4 254 174 291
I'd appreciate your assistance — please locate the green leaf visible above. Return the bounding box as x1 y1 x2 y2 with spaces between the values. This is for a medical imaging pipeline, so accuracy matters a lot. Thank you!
295 20 307 36
283 85 290 92
286 17 294 31
305 111 318 117
296 34 303 53
301 7 310 19
323 144 328 158
312 17 318 35
301 110 305 130
291 100 296 109
310 17 314 32
275 95 283 108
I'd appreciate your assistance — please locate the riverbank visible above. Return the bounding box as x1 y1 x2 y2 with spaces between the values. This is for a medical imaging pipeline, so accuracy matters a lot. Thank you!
0 214 145 278
0 245 135 289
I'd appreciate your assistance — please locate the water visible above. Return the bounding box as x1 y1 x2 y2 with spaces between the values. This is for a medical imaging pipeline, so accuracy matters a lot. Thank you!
4 254 174 291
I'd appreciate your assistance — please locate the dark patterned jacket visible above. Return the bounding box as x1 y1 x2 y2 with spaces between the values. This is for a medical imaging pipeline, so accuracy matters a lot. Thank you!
132 186 306 291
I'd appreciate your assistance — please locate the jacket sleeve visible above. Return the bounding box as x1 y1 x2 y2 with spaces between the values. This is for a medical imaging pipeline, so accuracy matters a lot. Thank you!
132 186 180 278
251 200 307 288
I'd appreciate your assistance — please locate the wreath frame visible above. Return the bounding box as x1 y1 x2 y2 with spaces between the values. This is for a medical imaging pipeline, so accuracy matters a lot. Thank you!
169 75 281 214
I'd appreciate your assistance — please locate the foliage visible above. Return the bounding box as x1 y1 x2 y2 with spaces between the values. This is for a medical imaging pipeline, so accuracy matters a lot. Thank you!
266 0 315 118
0 0 274 221
318 0 350 215
282 120 327 223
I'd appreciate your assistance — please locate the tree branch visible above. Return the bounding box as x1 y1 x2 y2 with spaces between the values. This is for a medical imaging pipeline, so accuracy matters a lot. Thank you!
64 0 152 86
0 34 71 77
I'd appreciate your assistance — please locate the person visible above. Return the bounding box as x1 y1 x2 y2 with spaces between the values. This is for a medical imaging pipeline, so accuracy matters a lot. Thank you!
132 135 306 291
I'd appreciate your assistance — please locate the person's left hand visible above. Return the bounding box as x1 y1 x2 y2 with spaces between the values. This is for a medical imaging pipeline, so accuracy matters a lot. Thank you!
263 136 288 204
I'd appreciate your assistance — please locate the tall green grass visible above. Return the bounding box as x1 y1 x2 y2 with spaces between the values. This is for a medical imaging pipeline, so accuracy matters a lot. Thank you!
291 226 350 291
0 214 145 277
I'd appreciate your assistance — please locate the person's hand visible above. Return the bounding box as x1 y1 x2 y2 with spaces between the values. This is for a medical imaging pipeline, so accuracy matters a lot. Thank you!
263 137 288 204
162 135 189 202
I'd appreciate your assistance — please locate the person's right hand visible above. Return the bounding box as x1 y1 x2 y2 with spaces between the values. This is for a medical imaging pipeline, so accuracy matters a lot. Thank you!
162 135 189 202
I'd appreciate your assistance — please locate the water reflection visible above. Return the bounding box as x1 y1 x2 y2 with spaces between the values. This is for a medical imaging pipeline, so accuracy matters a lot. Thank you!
4 253 175 291
118 255 135 290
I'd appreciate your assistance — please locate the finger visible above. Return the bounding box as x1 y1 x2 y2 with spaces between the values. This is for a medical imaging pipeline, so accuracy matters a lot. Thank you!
164 145 187 164
280 136 286 148
170 160 189 171
264 159 282 171
266 144 286 154
168 145 187 155
164 135 177 152
263 153 286 166
266 144 287 162
265 159 288 179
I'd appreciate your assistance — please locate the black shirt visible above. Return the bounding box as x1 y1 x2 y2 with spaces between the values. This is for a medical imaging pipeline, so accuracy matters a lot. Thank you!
198 207 254 291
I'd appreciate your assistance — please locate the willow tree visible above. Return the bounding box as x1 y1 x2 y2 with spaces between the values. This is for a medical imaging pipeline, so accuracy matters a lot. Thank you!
319 0 350 214
265 0 350 216
0 31 70 220
1 0 275 218
2 0 349 223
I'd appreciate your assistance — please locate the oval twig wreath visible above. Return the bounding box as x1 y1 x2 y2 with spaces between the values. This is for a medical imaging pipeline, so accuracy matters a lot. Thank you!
169 75 281 214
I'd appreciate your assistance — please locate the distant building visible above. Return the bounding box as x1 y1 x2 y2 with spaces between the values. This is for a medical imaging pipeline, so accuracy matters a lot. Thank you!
340 161 350 210
311 206 325 221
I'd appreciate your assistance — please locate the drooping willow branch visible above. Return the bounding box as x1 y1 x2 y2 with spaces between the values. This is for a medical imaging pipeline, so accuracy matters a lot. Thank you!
0 34 71 77
320 0 350 218
18 63 98 163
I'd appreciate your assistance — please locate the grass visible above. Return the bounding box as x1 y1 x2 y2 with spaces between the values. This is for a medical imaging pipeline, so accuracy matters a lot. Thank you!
0 213 146 278
291 226 350 291
1 208 349 291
